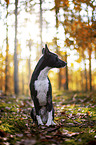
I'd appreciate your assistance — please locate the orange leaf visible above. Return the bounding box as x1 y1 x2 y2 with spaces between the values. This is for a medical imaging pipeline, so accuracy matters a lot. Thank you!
61 78 66 84
5 0 9 5
87 111 90 116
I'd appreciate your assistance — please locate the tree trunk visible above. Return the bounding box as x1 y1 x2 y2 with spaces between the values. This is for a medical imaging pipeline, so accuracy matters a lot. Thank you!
5 3 9 93
59 69 61 90
84 60 88 91
22 71 24 95
55 7 61 89
14 0 19 95
40 0 42 50
65 54 68 90
28 39 32 80
89 52 92 91
63 9 68 90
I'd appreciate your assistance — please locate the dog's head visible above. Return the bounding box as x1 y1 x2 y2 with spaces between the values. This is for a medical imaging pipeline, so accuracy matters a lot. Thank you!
42 44 67 68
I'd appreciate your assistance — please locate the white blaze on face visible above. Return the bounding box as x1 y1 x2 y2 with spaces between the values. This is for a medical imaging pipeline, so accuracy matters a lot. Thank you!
34 67 51 106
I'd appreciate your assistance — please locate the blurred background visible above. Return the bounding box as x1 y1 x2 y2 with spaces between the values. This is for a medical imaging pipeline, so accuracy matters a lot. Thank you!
0 0 96 95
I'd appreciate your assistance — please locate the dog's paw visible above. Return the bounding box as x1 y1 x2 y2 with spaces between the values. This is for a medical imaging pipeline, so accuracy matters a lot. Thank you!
46 122 50 126
38 122 44 126
36 115 44 125
46 120 56 126
51 121 56 125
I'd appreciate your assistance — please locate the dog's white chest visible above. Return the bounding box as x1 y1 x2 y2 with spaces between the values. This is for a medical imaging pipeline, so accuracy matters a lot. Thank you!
34 67 50 106
35 78 49 106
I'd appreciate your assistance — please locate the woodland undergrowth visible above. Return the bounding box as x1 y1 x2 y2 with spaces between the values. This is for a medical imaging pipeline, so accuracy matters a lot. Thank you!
0 91 96 145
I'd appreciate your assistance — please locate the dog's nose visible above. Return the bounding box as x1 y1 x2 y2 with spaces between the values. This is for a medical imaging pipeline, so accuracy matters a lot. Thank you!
64 61 67 66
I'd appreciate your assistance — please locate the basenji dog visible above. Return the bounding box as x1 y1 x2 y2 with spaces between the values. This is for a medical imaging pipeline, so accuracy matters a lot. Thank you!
30 44 67 126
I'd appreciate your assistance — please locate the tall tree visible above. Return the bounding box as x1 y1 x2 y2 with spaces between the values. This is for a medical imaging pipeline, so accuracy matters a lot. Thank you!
62 0 95 91
5 2 9 93
54 0 69 90
14 0 19 94
27 39 32 80
54 0 66 90
40 0 43 50
63 0 69 90
54 0 61 89
88 0 95 91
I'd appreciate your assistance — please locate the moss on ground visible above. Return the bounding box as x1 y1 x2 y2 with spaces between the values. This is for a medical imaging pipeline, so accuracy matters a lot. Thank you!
0 91 96 144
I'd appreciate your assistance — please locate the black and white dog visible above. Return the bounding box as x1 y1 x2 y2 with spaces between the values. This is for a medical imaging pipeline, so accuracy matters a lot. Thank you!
30 44 67 126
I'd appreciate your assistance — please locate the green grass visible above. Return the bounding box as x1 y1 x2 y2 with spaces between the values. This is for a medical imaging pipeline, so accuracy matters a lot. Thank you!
0 91 96 144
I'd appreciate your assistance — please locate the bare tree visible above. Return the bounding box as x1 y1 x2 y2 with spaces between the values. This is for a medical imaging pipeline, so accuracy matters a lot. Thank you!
14 0 19 94
40 0 43 50
5 3 9 93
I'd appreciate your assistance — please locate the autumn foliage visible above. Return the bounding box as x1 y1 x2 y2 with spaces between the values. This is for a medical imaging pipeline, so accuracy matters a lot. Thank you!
0 0 96 94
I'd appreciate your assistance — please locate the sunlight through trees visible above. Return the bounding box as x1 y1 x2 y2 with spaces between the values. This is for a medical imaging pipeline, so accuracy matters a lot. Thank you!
0 0 96 94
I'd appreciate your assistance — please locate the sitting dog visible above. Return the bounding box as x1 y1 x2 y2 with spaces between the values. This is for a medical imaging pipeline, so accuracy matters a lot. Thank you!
30 44 67 126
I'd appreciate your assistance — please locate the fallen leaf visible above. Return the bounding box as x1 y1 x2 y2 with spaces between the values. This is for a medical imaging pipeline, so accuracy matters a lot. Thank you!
0 130 7 137
16 133 23 138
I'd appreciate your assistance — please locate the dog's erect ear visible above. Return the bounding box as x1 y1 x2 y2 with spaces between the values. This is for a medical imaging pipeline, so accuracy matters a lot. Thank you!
45 44 49 54
42 44 49 55
45 44 48 49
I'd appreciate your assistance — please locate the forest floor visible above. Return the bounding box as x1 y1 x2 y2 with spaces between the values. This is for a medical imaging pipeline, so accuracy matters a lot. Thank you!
0 91 96 145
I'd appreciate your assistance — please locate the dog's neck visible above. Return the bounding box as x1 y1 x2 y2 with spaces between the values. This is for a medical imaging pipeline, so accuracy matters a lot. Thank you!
37 67 51 80
32 56 51 81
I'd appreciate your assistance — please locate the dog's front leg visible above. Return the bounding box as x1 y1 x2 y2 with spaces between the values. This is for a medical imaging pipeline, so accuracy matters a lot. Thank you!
46 110 52 126
46 110 56 126
34 101 44 125
46 97 56 126
36 115 44 125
